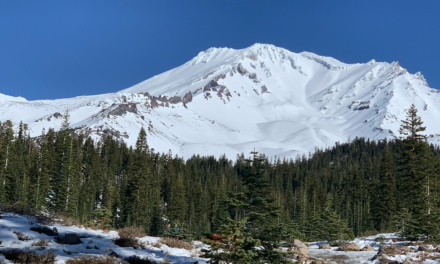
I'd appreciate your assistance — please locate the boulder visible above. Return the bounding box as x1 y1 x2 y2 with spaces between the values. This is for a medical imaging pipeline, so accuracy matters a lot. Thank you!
361 245 374 251
319 243 331 249
297 247 309 256
371 254 388 261
58 234 81 245
378 245 400 255
338 243 360 251
293 239 307 249
417 245 428 252
296 254 308 262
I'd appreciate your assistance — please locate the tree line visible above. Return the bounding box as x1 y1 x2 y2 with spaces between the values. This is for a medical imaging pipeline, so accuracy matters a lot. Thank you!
0 105 439 244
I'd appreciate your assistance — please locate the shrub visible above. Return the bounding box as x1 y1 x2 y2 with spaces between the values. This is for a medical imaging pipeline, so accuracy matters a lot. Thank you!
66 255 125 264
143 240 162 249
375 235 386 243
14 231 33 241
117 227 146 239
30 225 58 236
0 248 56 264
32 238 51 249
114 237 139 248
56 214 81 227
158 237 192 250
125 256 157 264
113 226 146 248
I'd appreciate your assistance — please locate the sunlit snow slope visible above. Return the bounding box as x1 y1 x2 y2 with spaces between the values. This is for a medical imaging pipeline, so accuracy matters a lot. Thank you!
2 44 440 160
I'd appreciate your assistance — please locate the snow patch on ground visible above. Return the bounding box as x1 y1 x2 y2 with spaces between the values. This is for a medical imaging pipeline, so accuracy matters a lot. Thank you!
0 214 207 264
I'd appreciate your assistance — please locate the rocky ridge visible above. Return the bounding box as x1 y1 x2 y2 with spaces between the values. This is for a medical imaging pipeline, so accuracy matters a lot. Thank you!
1 44 440 160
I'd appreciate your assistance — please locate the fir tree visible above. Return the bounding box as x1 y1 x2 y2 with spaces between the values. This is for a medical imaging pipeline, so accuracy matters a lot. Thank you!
372 143 396 231
397 104 439 240
203 151 291 263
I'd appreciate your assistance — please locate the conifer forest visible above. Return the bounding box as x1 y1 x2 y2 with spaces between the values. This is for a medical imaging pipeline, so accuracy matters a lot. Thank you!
1 104 439 245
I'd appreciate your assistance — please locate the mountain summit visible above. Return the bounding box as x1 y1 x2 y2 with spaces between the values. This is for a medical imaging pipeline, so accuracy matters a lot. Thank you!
2 44 440 159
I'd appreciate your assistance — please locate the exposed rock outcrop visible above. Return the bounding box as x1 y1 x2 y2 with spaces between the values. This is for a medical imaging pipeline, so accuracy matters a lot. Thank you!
168 96 182 104
182 91 193 104
108 103 138 117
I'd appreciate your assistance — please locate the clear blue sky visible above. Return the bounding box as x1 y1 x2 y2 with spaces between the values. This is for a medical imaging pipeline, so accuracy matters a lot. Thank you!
1 1 439 100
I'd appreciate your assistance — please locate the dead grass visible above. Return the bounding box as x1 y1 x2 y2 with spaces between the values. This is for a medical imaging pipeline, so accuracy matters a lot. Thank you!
56 214 81 227
32 238 51 249
189 250 201 258
357 229 384 237
14 231 33 241
66 255 125 264
117 226 146 239
113 226 146 248
142 240 162 249
158 237 192 250
0 248 56 264
416 252 440 261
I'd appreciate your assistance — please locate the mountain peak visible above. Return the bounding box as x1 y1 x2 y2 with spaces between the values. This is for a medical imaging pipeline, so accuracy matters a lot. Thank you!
299 51 361 71
2 44 439 160
185 47 238 66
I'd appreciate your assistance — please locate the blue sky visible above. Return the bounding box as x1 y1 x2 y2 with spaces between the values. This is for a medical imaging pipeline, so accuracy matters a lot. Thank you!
1 1 439 100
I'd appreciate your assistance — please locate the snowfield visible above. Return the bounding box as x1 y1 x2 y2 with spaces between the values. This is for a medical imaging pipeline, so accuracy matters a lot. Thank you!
0 214 207 264
2 213 440 263
1 43 440 160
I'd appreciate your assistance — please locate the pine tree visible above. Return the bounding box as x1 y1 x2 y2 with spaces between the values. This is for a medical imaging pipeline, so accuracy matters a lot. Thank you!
397 104 439 240
372 143 396 231
202 151 290 263
0 121 15 204
320 194 354 242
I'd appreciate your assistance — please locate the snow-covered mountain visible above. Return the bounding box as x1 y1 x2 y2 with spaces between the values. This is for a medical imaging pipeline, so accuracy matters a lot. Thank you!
2 43 440 160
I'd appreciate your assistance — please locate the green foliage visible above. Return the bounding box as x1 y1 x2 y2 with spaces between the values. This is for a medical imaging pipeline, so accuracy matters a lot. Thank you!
2 103 440 248
94 207 113 229
202 151 291 263
371 143 396 231
395 105 440 241
163 222 193 242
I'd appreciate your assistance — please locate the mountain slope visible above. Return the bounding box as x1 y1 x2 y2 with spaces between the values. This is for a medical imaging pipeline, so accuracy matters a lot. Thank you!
2 44 440 159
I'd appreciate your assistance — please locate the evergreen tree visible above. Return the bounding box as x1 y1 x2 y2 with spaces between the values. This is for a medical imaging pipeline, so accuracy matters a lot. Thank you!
397 104 439 240
0 121 15 204
372 143 396 231
320 194 354 242
202 151 291 263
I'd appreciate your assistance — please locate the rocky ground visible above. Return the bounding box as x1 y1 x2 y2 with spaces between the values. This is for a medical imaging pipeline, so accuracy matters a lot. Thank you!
0 213 206 264
288 234 440 263
2 212 440 264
